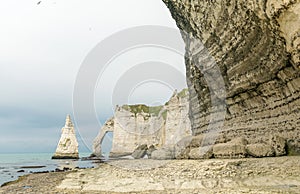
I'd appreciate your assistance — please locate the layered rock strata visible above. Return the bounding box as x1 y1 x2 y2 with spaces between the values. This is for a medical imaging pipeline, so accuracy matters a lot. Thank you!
52 115 79 159
162 0 300 157
93 89 192 157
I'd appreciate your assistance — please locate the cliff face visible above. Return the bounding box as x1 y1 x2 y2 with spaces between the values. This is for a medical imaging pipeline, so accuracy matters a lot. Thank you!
162 0 300 155
93 89 191 157
52 115 79 159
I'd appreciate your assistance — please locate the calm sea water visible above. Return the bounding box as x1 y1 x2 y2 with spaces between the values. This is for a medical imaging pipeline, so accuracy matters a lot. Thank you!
0 153 94 186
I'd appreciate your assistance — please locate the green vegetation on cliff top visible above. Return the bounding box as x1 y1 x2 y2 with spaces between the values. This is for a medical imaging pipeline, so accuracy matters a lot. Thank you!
121 88 187 118
122 104 164 117
177 88 189 98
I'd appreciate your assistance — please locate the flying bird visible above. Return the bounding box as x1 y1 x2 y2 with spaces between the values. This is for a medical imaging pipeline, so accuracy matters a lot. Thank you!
37 1 41 5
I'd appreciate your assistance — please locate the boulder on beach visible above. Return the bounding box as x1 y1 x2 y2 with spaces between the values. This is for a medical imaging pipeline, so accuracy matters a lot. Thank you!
132 144 148 159
151 147 175 160
246 143 275 158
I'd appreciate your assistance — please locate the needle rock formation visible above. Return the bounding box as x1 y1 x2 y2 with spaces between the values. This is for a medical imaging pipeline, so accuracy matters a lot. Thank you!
52 115 79 159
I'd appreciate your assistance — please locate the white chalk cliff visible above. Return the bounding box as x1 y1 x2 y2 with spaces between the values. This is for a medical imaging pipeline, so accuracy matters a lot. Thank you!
162 0 300 158
52 115 79 159
93 89 192 157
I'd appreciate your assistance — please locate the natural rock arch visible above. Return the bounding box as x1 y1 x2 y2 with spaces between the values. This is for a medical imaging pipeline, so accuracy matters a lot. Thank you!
93 90 192 157
93 118 114 157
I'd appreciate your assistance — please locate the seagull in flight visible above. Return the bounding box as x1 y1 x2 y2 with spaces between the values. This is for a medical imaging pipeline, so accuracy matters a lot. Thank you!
37 1 41 5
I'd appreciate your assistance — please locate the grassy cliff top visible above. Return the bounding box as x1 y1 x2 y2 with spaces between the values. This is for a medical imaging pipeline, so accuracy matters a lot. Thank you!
122 104 164 117
177 88 189 98
120 89 188 117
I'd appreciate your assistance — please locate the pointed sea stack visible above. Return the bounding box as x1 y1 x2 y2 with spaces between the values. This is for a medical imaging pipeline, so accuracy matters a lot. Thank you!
52 115 79 159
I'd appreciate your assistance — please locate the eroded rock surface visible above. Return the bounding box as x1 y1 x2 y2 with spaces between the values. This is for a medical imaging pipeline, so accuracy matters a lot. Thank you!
162 0 300 156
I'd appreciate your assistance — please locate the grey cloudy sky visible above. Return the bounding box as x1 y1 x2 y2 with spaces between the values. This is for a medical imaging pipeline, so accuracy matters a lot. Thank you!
0 0 186 153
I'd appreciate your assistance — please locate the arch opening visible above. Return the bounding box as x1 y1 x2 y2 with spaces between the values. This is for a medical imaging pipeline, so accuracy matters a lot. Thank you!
101 131 113 159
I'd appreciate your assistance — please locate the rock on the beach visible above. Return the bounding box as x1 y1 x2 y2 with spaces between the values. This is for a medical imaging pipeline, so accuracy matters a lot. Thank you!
174 136 192 159
287 139 300 156
246 143 275 157
213 139 247 159
147 145 157 158
52 115 79 159
151 147 175 160
270 135 287 156
132 144 148 159
189 146 213 159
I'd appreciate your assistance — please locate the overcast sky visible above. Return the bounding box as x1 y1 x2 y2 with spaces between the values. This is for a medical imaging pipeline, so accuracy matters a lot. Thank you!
0 0 186 153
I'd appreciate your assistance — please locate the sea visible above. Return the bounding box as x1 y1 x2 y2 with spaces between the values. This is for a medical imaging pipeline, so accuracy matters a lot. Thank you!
0 152 95 186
